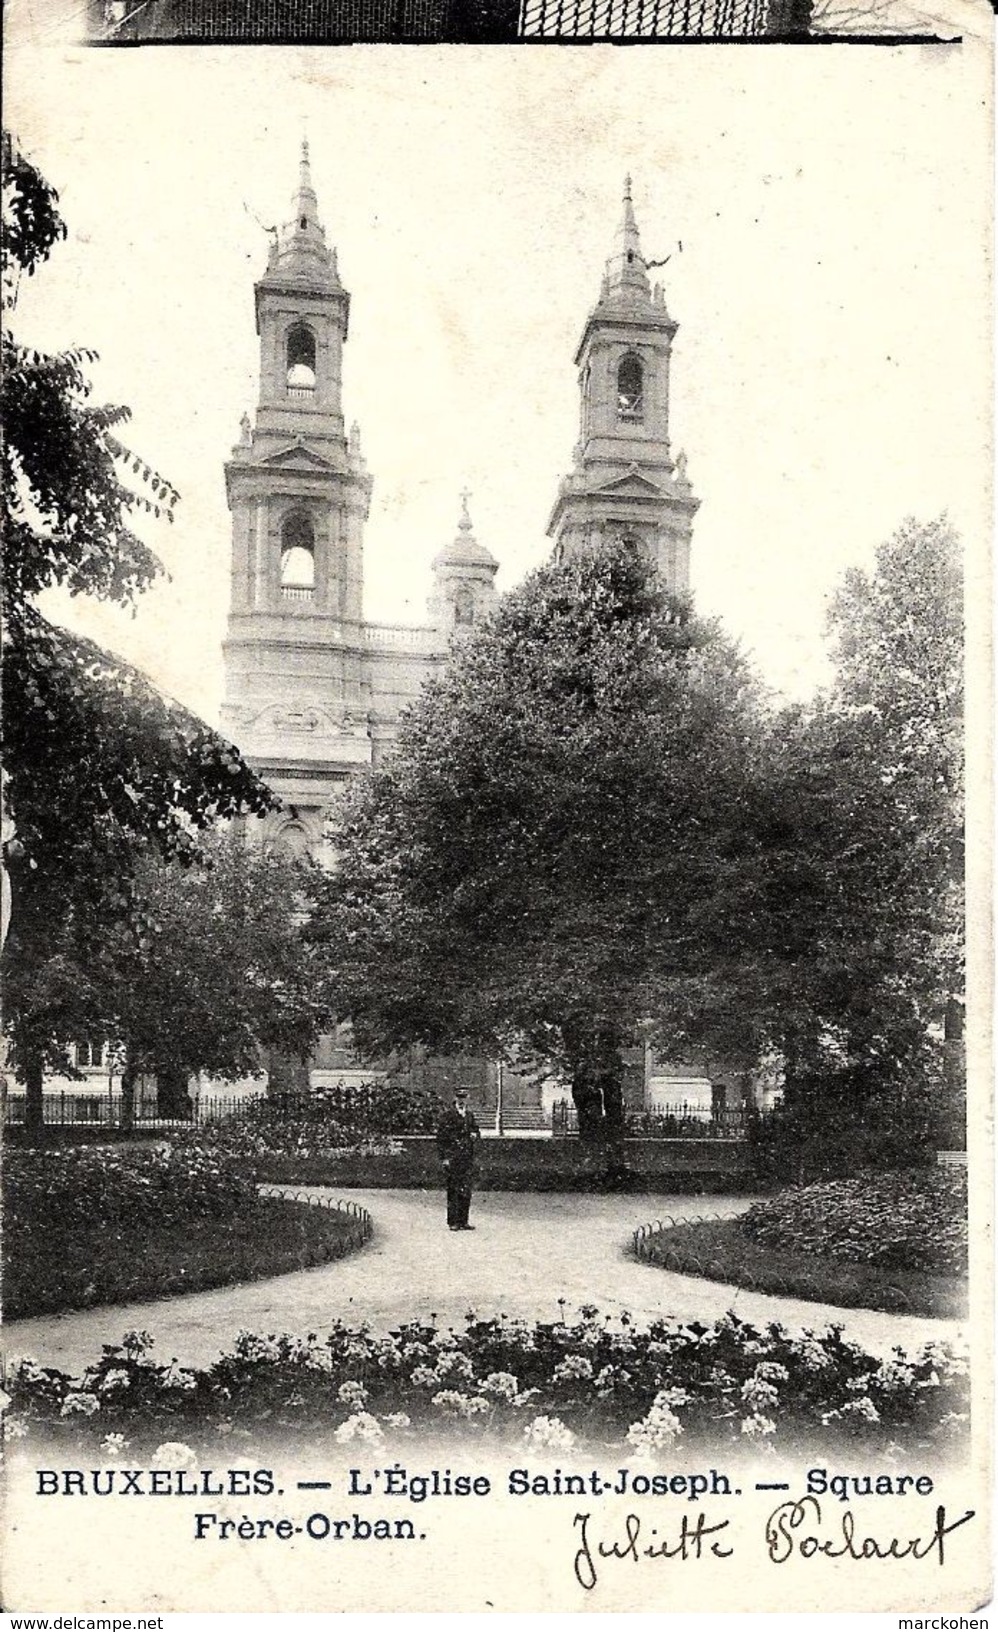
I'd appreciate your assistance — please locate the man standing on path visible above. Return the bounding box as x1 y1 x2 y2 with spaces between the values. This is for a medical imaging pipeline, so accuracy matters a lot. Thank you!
436 1088 481 1230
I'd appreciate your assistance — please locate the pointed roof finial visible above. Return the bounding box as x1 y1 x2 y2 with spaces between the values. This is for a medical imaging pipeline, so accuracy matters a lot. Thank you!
604 173 649 302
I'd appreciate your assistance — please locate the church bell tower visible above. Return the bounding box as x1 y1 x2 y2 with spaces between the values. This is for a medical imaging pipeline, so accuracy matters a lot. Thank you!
548 178 698 591
221 144 374 851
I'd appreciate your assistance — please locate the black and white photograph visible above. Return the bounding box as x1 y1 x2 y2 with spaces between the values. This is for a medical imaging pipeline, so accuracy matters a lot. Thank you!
0 33 992 1617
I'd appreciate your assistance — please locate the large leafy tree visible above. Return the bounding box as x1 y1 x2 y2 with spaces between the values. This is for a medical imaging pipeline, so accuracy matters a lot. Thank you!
311 542 770 1158
1 132 275 1130
743 518 964 1174
72 833 330 1120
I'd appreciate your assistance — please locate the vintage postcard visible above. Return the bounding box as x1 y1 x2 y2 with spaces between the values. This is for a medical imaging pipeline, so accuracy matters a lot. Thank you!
0 20 993 1618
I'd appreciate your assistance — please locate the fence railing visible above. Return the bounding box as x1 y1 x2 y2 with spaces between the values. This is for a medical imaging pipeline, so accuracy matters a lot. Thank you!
4 1089 750 1140
552 1099 750 1141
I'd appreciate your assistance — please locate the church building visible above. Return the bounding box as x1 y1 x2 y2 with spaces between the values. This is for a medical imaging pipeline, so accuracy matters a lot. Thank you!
219 152 716 1119
220 143 500 860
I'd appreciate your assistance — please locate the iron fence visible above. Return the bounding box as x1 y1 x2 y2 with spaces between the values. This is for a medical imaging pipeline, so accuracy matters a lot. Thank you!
630 1213 921 1313
4 1089 752 1139
262 1186 374 1254
552 1099 750 1140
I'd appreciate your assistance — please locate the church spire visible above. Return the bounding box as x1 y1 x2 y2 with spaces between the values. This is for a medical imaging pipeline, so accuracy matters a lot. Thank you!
605 173 650 301
266 140 338 285
294 138 318 230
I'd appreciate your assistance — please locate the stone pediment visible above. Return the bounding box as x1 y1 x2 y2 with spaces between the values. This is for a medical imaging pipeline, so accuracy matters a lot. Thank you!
262 440 339 472
592 467 666 500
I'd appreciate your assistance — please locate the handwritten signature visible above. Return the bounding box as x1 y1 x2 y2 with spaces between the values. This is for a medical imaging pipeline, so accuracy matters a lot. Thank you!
571 1501 977 1591
765 1497 976 1565
572 1509 733 1589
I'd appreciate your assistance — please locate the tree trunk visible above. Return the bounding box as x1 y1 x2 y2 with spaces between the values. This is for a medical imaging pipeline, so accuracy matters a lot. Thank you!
571 1069 606 1144
598 1059 628 1180
24 1051 44 1140
121 1055 136 1134
267 1048 310 1100
567 1023 629 1177
157 1062 192 1120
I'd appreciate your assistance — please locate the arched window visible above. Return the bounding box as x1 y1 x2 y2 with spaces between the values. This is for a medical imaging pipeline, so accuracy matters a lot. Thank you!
617 353 644 421
280 511 315 600
274 821 311 861
453 585 475 626
286 324 316 394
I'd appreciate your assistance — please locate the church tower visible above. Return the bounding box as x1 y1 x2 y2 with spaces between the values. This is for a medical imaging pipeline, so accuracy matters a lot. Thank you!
221 144 375 852
547 178 698 591
428 492 499 636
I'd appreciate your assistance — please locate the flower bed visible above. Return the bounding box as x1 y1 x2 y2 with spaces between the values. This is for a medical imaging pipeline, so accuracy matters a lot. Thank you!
3 1198 369 1320
740 1168 968 1275
634 1218 966 1319
7 1307 969 1458
4 1143 258 1236
3 1143 371 1318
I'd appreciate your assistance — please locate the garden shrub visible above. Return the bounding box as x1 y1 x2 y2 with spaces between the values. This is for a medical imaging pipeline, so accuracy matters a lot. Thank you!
186 1078 446 1163
750 1080 942 1185
7 1307 969 1458
3 1143 258 1237
740 1167 968 1275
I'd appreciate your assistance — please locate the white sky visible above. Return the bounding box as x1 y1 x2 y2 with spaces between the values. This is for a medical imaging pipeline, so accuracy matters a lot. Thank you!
5 38 992 722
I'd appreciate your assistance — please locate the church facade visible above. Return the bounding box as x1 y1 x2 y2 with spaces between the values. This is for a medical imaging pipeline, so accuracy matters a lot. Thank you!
221 153 698 856
220 153 719 1120
220 144 500 860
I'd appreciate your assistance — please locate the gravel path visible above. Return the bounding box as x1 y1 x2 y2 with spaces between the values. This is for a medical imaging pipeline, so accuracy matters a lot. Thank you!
5 1187 965 1375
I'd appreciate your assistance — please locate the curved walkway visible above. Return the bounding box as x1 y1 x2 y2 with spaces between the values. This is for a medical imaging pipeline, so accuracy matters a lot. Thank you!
6 1188 965 1375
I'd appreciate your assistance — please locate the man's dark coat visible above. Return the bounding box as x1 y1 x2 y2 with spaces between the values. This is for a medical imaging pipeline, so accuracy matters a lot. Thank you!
436 1104 481 1175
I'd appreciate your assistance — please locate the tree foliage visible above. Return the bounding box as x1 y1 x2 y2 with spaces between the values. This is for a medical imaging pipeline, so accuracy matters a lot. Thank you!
312 542 770 1150
1 132 275 1124
751 517 964 1175
73 833 331 1104
313 523 963 1170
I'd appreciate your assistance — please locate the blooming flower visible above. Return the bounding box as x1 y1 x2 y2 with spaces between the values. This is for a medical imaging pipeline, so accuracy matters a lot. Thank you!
98 1370 132 1395
873 1359 916 1395
822 1397 881 1426
741 1378 780 1413
552 1355 594 1383
523 1415 576 1450
381 1413 411 1429
334 1413 385 1445
410 1365 440 1389
101 1433 130 1457
431 1391 488 1419
13 1358 47 1383
627 1397 684 1449
151 1442 198 1469
4 1418 29 1440
337 1380 369 1408
787 1335 833 1372
480 1372 519 1402
753 1362 789 1385
435 1352 474 1383
60 1393 100 1418
740 1414 777 1438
